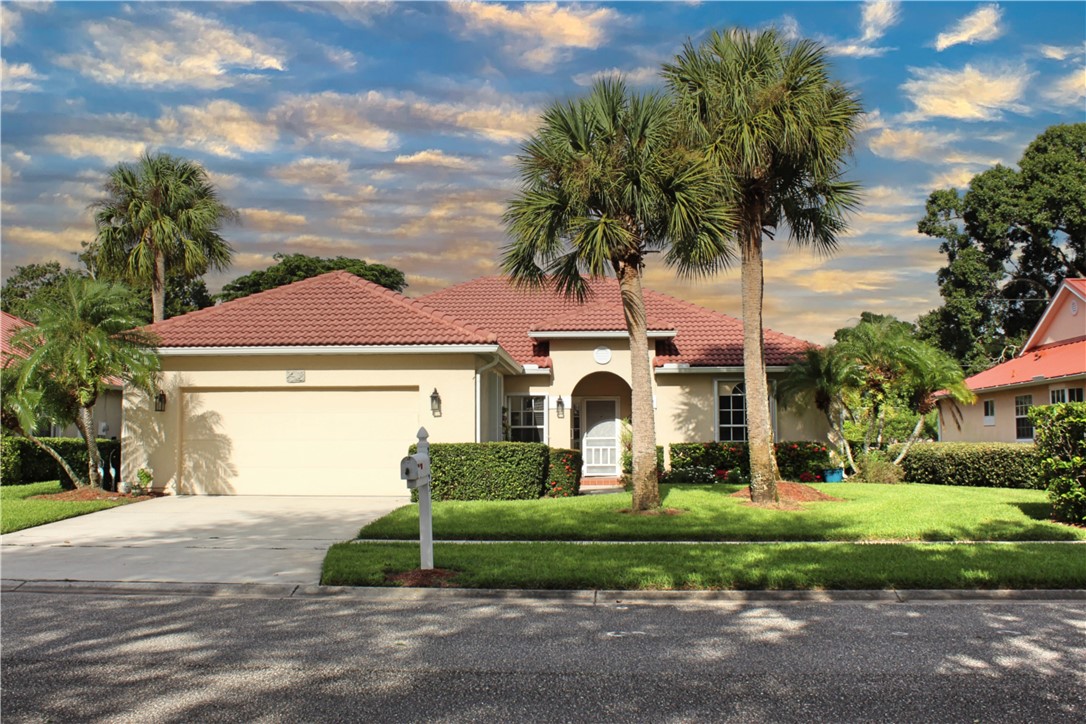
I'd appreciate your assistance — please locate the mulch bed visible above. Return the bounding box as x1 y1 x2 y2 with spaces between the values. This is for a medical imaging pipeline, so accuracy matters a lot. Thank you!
30 488 159 503
730 481 844 510
386 568 460 587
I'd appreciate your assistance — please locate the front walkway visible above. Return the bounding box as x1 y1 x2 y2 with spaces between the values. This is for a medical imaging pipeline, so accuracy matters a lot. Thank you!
0 495 408 585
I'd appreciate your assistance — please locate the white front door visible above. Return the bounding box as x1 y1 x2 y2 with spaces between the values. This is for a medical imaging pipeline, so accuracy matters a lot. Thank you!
582 399 619 477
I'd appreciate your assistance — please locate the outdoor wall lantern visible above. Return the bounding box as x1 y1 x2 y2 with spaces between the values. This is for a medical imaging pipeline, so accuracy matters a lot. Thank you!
430 388 442 417
556 395 565 418
154 391 167 412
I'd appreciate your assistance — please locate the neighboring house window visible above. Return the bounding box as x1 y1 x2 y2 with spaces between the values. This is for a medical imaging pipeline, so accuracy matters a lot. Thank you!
570 404 582 450
1014 395 1033 441
1071 388 1085 403
982 400 995 426
1051 387 1084 404
1051 388 1067 404
717 382 747 442
507 395 545 442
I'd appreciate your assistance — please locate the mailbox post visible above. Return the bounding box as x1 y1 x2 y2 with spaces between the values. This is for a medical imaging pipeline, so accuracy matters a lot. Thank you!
399 427 433 570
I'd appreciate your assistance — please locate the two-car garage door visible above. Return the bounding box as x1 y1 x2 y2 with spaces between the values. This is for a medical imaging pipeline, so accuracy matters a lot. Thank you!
180 388 419 496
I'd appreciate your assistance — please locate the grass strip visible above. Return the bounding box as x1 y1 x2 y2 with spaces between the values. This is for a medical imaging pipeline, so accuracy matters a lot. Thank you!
358 483 1084 543
323 541 1086 590
1 481 132 534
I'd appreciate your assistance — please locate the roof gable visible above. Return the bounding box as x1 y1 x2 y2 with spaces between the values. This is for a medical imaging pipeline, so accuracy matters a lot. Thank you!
1022 278 1086 353
1 311 32 362
960 338 1086 394
146 271 498 348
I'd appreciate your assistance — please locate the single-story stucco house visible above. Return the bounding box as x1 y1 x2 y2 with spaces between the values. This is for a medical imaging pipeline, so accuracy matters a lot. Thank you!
936 278 1086 443
124 272 827 495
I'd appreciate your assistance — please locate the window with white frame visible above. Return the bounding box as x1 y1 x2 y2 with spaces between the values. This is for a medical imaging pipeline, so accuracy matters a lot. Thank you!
507 395 545 442
1051 387 1084 404
1014 395 1033 441
716 382 747 442
982 400 995 426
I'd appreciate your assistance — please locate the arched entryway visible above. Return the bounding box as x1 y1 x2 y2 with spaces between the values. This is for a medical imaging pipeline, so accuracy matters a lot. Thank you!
571 372 632 477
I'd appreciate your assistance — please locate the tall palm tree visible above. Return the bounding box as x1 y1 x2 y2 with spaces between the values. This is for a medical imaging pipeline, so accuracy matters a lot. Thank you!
502 78 732 511
776 345 860 473
11 278 160 488
93 152 237 323
664 29 863 504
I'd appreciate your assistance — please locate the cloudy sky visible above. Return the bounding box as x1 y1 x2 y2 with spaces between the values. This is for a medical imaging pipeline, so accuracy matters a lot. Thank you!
2 1 1084 342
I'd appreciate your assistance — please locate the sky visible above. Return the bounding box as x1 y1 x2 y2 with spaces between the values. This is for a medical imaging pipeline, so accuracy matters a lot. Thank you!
1 1 1084 343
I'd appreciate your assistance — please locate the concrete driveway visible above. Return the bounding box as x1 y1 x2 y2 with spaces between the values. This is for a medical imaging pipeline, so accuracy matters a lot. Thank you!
0 495 408 585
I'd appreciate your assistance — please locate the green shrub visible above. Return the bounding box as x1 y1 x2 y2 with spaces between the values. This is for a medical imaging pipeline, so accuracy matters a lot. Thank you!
546 448 582 498
894 442 1042 489
409 442 549 501
621 445 664 476
1029 403 1086 525
668 441 831 482
855 450 904 484
659 466 718 485
0 436 121 488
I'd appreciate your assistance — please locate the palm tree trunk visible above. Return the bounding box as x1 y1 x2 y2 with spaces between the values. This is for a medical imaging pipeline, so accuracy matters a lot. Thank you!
151 249 167 323
17 428 85 488
74 406 103 489
618 263 660 511
741 223 780 504
893 415 927 465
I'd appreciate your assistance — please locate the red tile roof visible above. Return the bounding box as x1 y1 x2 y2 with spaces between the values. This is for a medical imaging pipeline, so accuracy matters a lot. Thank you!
961 338 1086 393
146 271 498 348
420 276 811 368
1066 279 1086 295
1 311 32 363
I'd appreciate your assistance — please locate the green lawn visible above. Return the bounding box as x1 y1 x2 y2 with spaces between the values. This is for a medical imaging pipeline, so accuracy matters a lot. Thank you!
1 481 134 534
358 483 1084 542
323 541 1086 590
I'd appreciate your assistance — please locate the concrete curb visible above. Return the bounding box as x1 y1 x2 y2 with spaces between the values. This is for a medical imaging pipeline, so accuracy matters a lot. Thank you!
4 579 1084 604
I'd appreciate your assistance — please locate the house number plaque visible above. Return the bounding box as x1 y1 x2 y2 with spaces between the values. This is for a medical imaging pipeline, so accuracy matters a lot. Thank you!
286 370 306 383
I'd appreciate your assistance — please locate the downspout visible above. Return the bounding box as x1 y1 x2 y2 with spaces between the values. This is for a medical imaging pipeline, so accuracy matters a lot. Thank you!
475 354 502 443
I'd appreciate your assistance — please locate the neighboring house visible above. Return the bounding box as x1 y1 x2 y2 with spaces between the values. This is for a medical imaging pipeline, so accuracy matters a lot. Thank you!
1 310 124 440
126 271 827 496
936 278 1086 443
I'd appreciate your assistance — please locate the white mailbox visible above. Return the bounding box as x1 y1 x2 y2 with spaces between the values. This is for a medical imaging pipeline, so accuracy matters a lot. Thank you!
401 427 434 570
400 455 422 487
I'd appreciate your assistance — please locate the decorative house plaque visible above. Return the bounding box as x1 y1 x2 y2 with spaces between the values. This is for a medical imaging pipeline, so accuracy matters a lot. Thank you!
286 370 306 383
593 346 611 365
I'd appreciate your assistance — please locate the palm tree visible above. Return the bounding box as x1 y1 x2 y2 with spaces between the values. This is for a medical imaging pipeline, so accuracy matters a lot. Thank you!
93 152 237 323
664 29 863 503
502 78 732 511
777 345 860 473
893 340 975 463
10 277 160 488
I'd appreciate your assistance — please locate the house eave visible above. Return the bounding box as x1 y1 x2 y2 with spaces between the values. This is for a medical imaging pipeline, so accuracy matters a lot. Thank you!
527 330 676 339
935 371 1086 398
155 343 523 372
654 364 792 374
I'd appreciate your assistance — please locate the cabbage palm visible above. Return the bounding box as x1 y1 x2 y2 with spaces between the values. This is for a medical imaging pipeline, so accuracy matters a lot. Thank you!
777 346 860 472
93 152 237 323
502 78 732 511
11 278 160 488
664 29 863 503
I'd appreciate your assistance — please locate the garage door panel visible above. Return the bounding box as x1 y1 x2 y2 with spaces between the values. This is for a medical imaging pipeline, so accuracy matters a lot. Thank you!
181 389 418 496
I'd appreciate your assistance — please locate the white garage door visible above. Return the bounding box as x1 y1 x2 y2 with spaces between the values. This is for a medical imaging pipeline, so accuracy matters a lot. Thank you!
180 388 419 496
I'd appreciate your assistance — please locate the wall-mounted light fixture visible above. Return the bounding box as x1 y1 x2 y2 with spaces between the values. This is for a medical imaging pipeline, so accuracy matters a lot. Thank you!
555 395 565 418
430 388 442 417
154 391 167 412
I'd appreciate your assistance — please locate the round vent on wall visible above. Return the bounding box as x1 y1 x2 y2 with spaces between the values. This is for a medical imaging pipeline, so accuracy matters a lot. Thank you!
594 346 612 365
1072 300 1079 316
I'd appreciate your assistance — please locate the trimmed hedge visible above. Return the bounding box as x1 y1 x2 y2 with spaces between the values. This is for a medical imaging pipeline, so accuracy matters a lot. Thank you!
409 442 550 501
1 436 121 488
1029 403 1086 524
668 441 833 482
621 445 665 476
546 448 582 498
894 442 1042 489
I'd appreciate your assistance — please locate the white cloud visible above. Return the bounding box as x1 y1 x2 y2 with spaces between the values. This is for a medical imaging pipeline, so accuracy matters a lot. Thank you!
929 166 981 189
240 208 308 231
156 100 278 158
867 127 1000 167
934 4 1004 52
825 0 899 58
295 1 395 28
451 1 618 70
271 157 352 187
900 64 1032 121
1037 44 1076 61
2 225 90 252
273 92 399 151
42 133 148 163
861 185 923 208
323 45 358 70
56 9 285 89
1042 68 1086 107
1 5 22 44
572 65 658 87
394 149 477 170
1 58 44 92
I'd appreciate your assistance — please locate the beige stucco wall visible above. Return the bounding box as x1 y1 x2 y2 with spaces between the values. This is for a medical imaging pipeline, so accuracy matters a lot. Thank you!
122 352 485 491
53 388 123 440
1033 292 1086 347
940 378 1085 443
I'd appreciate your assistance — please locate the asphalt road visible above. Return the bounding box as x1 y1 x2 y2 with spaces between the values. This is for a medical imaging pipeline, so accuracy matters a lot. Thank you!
2 587 1084 723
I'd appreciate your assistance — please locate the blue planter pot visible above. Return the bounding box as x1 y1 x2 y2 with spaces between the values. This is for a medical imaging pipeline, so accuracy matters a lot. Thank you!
823 468 844 483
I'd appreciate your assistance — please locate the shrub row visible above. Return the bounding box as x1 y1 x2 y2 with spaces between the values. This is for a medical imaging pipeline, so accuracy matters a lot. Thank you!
621 445 665 476
893 442 1042 489
1 436 121 488
409 442 582 501
1029 403 1086 524
669 441 833 482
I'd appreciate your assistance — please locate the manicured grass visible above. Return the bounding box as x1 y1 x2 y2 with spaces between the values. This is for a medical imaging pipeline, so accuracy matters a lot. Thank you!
1 481 133 534
323 541 1086 590
359 483 1084 542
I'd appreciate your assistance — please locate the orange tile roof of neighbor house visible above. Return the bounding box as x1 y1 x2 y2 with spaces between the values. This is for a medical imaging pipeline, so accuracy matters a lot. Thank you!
1 311 32 362
145 271 498 348
961 338 1086 393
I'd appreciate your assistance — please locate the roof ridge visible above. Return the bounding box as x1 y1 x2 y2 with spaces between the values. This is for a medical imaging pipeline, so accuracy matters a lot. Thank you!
642 285 812 346
1028 335 1086 354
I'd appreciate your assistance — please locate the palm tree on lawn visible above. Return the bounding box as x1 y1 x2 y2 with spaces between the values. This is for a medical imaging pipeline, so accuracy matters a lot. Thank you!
10 277 160 488
502 78 732 511
93 151 237 323
664 28 863 504
777 345 860 473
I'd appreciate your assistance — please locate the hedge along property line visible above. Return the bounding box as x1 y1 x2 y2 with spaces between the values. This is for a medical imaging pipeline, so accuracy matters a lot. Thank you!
409 442 557 501
893 442 1042 489
546 448 583 498
1029 402 1086 524
0 436 121 488
669 441 832 482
